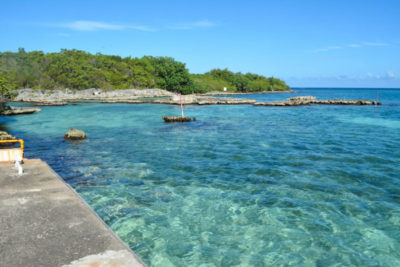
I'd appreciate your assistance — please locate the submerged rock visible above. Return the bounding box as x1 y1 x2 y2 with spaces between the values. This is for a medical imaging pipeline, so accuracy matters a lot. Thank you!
64 128 87 140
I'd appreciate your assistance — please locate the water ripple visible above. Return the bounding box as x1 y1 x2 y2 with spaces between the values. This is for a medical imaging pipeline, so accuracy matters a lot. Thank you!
1 89 400 266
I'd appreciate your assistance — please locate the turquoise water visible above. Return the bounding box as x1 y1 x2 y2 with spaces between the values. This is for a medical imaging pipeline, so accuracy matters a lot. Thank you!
1 88 400 266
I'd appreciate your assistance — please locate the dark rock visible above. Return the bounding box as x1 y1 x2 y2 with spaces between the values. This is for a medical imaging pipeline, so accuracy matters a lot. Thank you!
162 116 192 122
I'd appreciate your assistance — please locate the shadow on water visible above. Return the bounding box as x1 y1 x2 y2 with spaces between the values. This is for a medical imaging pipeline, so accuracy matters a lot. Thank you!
0 116 18 132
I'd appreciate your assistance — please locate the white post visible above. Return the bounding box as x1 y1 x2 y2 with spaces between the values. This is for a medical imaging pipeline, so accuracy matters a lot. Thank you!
15 152 23 175
180 93 184 117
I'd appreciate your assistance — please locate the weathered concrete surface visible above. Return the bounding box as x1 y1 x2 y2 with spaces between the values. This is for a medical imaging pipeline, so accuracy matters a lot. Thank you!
0 159 145 267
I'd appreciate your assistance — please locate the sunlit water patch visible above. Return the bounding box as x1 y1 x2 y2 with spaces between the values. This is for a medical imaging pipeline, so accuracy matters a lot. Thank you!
1 88 400 266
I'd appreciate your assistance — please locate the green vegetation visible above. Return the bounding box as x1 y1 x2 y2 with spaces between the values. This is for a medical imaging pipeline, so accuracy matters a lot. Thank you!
192 69 290 93
0 76 12 111
0 48 290 94
0 75 15 99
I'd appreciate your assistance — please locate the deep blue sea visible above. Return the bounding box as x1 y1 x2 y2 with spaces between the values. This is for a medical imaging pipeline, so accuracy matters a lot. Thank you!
1 88 400 266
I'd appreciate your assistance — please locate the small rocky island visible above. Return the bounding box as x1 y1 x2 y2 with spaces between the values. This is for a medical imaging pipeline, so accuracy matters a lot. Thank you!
162 116 194 122
64 128 87 140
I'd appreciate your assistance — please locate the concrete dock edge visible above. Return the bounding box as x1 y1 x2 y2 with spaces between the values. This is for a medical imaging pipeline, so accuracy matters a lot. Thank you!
0 159 146 267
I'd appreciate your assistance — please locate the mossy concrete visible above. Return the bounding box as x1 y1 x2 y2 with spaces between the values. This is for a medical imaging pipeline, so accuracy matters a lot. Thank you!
0 159 145 267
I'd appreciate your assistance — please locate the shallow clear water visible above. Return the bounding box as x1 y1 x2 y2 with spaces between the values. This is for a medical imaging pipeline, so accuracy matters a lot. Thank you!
1 88 400 266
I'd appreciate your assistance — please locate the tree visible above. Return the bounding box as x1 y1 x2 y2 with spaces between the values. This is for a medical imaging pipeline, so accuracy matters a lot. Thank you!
0 76 14 98
0 49 290 93
146 56 194 94
0 76 15 111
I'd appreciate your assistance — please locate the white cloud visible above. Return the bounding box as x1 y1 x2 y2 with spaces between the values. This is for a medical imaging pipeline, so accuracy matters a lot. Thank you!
168 20 216 30
311 41 390 53
362 42 389 47
60 20 153 32
386 71 395 78
347 44 361 48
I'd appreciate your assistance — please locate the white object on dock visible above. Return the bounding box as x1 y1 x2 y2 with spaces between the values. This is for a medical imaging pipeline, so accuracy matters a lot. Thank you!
15 152 23 175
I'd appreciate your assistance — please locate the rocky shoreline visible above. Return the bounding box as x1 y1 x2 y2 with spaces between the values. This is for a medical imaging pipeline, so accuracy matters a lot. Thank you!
1 106 41 116
14 88 174 103
153 94 256 105
8 88 382 107
202 90 295 96
253 96 381 106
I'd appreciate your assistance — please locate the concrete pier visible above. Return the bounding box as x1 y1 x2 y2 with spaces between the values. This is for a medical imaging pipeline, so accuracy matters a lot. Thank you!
0 159 145 267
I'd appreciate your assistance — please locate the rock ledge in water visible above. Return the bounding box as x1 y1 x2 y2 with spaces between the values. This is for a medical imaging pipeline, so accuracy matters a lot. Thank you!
33 101 67 106
64 128 87 140
253 96 382 106
1 107 41 116
162 116 194 122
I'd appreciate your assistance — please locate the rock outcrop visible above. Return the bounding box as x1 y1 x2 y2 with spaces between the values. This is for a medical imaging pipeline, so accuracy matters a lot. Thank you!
153 94 256 105
33 101 68 106
101 100 146 104
0 131 17 147
14 88 174 102
64 128 86 140
162 116 194 122
1 107 41 116
202 90 295 95
254 96 381 106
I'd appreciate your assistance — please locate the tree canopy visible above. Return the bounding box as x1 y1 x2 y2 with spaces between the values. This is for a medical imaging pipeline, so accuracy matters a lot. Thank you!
0 49 290 94
0 75 14 99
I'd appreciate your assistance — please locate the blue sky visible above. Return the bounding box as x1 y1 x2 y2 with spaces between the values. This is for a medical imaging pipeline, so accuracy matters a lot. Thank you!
1 0 399 87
